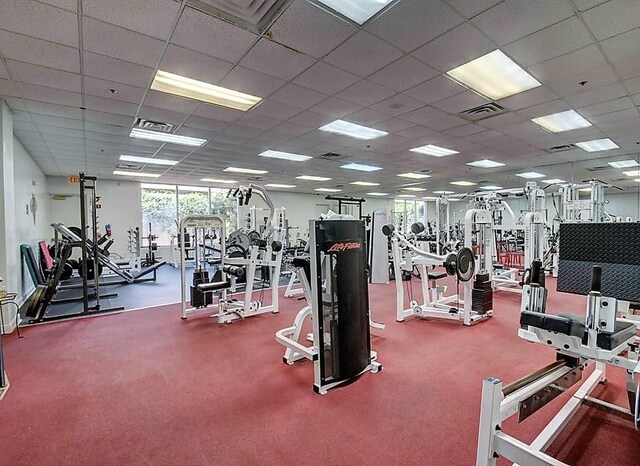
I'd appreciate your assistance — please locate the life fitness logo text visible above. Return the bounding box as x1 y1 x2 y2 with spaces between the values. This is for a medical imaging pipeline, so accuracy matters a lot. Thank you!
326 241 362 254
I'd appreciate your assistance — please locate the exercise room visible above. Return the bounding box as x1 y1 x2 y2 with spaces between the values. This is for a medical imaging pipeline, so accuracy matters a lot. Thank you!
0 1 639 464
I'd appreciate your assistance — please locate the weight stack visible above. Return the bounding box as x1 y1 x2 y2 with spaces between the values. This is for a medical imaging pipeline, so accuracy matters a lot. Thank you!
471 273 493 315
190 269 213 308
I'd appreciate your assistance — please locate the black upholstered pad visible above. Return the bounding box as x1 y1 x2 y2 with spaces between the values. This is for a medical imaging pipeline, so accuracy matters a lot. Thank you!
197 281 231 292
292 256 311 283
597 321 637 350
427 271 447 280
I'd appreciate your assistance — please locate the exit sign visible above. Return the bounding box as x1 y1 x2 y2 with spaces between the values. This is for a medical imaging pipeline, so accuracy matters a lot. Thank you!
68 175 80 184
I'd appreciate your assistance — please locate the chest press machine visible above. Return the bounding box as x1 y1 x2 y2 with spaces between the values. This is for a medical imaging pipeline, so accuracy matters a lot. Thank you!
475 224 640 466
275 220 382 394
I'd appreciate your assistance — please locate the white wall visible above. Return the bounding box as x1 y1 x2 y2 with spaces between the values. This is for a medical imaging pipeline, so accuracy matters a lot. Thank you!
47 177 142 258
13 136 50 307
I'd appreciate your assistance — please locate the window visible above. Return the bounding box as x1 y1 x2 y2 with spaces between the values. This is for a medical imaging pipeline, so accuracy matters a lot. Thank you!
393 199 426 233
178 186 210 218
210 188 237 233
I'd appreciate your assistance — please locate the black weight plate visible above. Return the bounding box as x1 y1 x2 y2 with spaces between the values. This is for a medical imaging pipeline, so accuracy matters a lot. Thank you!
456 247 475 282
444 253 457 276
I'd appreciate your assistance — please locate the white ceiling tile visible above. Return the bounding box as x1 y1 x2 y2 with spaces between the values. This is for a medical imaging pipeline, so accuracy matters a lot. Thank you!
368 56 438 92
4 97 28 111
578 96 635 117
528 45 608 85
143 90 199 114
250 100 301 120
83 52 154 88
0 30 79 72
0 0 78 46
309 97 362 118
183 115 230 132
500 86 559 111
404 75 466 104
32 113 84 129
82 18 165 68
84 121 128 136
271 121 313 136
84 110 133 126
504 17 593 68
286 110 335 128
394 125 436 138
83 0 181 40
84 77 145 104
335 79 396 107
5 60 81 93
324 31 403 77
293 62 360 94
192 103 244 123
342 108 389 125
367 0 464 52
600 27 640 64
546 64 619 97
219 66 286 98
38 0 76 11
0 61 8 80
516 99 571 119
477 112 526 130
374 118 416 132
430 90 488 113
564 83 628 108
400 105 466 131
269 84 327 110
412 23 495 73
222 124 264 138
171 6 257 63
0 79 20 98
446 123 486 137
611 55 640 81
84 95 139 116
625 77 640 95
444 0 502 19
581 0 640 40
238 38 316 80
24 100 82 119
17 82 81 107
472 0 573 45
369 94 425 117
268 0 356 58
159 45 234 84
37 124 84 138
11 110 34 122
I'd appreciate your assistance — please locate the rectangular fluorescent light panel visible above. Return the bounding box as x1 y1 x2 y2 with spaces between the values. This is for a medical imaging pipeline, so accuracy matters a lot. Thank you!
119 155 177 166
265 184 296 189
224 167 268 174
608 160 639 169
341 163 382 172
129 128 206 147
450 181 477 186
113 170 160 178
319 120 388 140
623 170 640 177
316 0 393 25
423 196 438 201
446 50 541 100
531 110 591 133
575 138 618 152
297 175 332 181
398 172 431 179
467 159 505 168
433 190 454 195
367 192 389 196
410 144 459 157
542 179 566 184
259 150 312 162
404 187 426 192
200 178 237 184
151 70 261 111
516 172 545 179
480 185 503 190
398 194 416 198
315 188 342 193
351 181 380 186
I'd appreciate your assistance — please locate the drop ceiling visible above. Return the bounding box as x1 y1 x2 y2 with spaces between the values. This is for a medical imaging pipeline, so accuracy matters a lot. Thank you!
0 0 639 196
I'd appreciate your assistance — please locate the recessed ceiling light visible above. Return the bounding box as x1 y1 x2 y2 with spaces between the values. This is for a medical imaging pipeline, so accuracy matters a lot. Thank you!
341 163 383 172
410 144 459 157
265 183 296 189
200 178 237 184
398 194 416 198
623 170 640 177
575 138 619 152
224 167 268 174
319 120 388 140
466 159 505 168
113 170 160 178
151 70 261 111
129 128 206 147
297 175 332 182
446 50 541 100
404 187 426 192
608 160 639 169
448 198 461 202
119 155 177 166
259 150 312 162
542 178 566 184
516 172 545 179
531 110 591 133
398 172 431 179
316 0 394 25
450 181 477 186
315 188 342 193
351 181 380 186
433 190 455 195
480 185 504 190
367 192 389 196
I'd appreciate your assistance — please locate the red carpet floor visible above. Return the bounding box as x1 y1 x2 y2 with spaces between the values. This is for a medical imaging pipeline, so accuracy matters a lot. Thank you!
0 276 638 465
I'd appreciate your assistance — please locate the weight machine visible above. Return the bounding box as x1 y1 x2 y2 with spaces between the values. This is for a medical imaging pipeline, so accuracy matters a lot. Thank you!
275 219 382 394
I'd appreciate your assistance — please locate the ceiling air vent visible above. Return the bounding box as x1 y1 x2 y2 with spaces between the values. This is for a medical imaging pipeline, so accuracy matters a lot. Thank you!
318 152 344 160
586 165 611 172
247 176 264 181
460 102 507 122
548 144 576 153
188 0 293 33
135 118 174 133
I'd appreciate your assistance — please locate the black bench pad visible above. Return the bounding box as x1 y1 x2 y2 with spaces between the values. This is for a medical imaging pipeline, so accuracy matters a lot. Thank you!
197 281 231 292
427 271 447 280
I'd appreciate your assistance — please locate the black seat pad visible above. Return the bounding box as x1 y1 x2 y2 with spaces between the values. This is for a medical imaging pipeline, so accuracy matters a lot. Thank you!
427 271 447 280
197 281 231 292
292 256 311 283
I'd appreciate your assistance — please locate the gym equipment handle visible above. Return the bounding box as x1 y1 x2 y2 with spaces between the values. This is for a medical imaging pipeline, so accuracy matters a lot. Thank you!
591 266 602 293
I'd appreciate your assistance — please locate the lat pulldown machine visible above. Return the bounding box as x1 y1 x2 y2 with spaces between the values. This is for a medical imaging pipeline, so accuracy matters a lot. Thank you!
275 219 382 394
